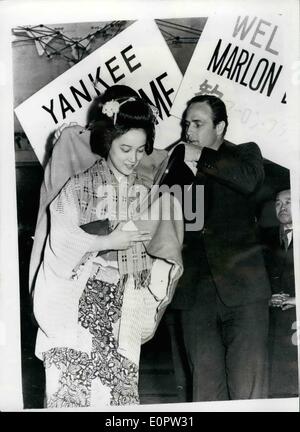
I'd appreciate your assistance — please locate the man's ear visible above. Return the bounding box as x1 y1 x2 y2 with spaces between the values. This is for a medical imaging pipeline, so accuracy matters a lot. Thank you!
216 121 225 137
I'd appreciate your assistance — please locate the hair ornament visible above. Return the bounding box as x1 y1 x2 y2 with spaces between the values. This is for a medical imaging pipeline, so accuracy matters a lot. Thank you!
150 104 159 122
101 97 136 125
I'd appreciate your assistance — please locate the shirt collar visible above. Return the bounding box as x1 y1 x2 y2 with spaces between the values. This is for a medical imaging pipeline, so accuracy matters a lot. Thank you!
279 224 293 247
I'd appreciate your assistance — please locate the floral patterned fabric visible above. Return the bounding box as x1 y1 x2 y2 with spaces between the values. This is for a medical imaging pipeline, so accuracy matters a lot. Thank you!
43 269 140 407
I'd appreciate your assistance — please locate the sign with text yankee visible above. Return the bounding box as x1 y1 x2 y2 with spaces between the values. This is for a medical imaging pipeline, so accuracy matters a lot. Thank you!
171 13 294 169
15 20 182 165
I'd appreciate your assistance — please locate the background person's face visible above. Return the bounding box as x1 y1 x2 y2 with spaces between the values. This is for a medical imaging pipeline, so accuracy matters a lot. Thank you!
275 190 292 225
107 128 146 176
184 101 218 149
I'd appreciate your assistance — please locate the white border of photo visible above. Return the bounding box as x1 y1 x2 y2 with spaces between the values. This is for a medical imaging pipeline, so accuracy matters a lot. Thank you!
0 0 299 412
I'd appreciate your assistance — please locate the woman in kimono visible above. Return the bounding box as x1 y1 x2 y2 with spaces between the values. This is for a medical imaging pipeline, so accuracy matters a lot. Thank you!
32 85 183 408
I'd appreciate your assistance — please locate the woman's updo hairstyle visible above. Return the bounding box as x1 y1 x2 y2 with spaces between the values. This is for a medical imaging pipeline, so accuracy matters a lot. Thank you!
89 85 156 159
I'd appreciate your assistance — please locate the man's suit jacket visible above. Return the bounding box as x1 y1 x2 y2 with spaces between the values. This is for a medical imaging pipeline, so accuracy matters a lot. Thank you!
171 140 271 309
262 227 295 298
261 227 298 397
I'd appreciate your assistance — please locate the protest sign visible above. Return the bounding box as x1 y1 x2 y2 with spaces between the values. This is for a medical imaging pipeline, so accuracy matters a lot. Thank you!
15 19 183 165
171 12 294 169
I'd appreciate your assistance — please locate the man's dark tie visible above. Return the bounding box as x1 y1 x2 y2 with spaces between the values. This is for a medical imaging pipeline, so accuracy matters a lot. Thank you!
281 228 292 251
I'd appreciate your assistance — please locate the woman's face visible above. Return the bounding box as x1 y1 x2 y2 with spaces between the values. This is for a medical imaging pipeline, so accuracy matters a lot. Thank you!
107 128 147 176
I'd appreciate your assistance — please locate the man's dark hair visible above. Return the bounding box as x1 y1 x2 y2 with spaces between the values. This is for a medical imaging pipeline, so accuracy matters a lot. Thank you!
182 94 228 137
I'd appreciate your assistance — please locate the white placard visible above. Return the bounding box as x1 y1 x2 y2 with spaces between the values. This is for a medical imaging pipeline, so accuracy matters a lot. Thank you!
15 19 183 165
171 12 294 168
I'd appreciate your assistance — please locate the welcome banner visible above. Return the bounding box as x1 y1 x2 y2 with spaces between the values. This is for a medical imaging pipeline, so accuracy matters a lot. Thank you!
15 20 183 165
171 12 294 168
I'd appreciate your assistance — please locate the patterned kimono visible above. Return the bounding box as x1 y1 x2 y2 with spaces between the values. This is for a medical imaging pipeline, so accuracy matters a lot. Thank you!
33 158 183 408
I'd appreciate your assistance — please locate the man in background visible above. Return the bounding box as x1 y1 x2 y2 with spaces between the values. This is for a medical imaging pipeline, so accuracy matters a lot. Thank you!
262 189 298 397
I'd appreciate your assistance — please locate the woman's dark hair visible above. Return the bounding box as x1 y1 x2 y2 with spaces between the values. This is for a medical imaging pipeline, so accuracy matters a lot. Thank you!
181 94 228 139
89 85 156 158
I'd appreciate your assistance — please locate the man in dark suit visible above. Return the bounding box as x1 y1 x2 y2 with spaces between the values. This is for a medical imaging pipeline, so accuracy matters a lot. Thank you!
167 95 271 401
262 189 298 397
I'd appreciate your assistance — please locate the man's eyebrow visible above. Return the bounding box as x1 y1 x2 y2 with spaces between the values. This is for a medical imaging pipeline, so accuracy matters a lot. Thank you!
276 198 291 203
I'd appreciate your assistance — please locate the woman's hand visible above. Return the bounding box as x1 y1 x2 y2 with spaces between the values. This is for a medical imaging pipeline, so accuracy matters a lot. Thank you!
92 223 152 252
108 225 152 250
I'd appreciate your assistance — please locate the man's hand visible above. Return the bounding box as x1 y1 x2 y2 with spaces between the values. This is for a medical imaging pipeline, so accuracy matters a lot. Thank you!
183 142 202 163
269 293 290 308
269 293 296 311
281 296 296 311
53 122 78 146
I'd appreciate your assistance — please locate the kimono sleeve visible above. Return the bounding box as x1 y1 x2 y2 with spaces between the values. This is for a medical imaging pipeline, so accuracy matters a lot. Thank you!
47 177 97 279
